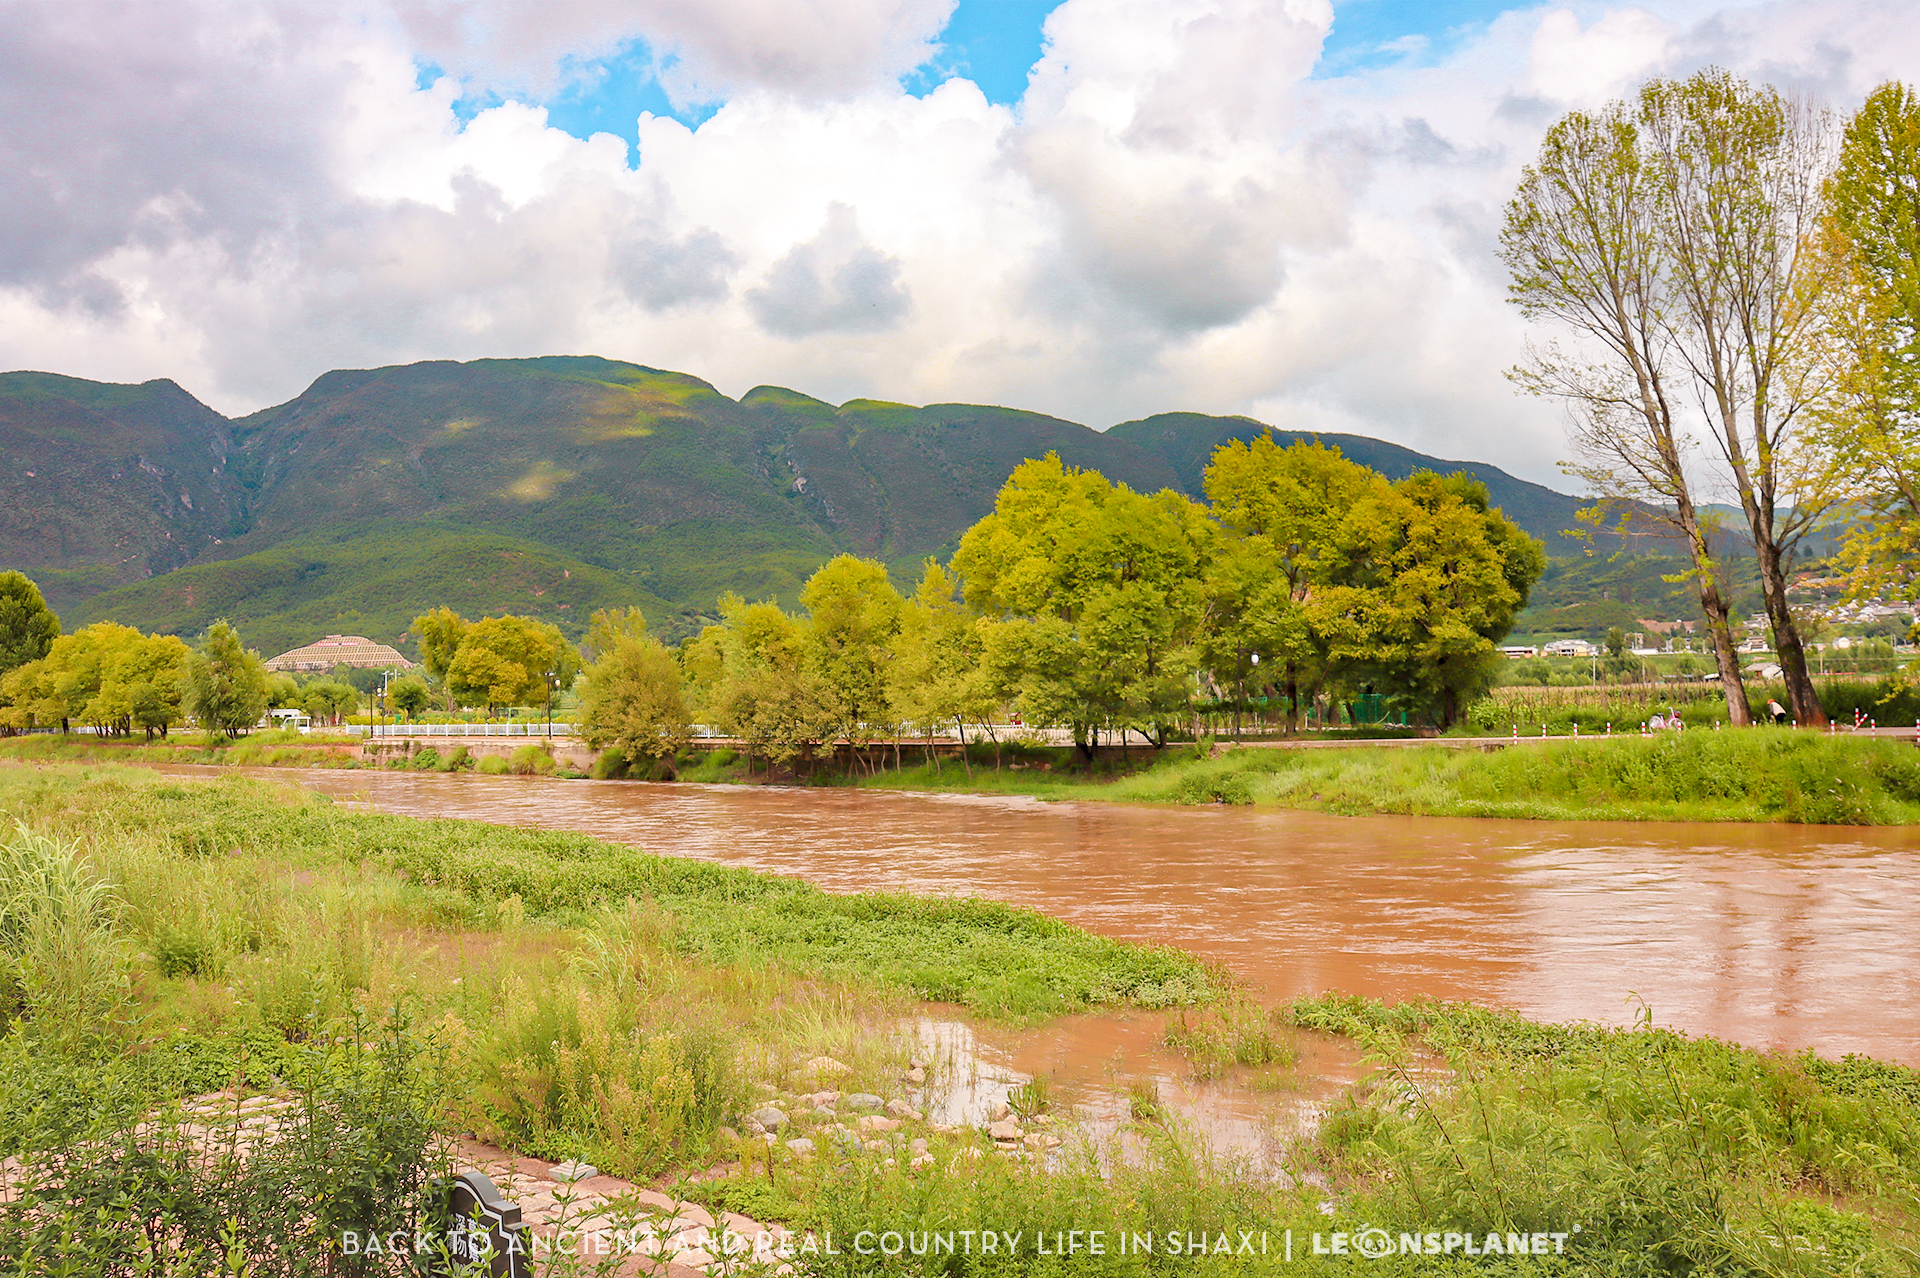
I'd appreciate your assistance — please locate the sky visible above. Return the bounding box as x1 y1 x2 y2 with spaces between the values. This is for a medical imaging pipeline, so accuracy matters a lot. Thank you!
2 0 1917 488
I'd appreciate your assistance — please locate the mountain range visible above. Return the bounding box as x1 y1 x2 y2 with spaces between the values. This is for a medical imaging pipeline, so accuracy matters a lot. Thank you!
1 355 1610 657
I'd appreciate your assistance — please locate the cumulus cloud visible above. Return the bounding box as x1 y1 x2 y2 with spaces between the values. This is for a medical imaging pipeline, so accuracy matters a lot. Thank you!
2 0 1919 487
748 204 911 336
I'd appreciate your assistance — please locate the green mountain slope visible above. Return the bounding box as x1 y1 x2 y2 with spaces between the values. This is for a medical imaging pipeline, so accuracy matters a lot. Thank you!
5 355 1654 654
0 372 240 608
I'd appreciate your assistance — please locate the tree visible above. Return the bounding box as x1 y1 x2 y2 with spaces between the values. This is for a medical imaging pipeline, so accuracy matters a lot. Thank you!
410 607 469 711
800 556 904 768
299 679 360 727
183 621 270 738
0 623 188 738
0 572 59 675
1322 473 1545 728
389 677 430 721
1502 87 1754 725
576 608 691 771
1826 82 1920 607
1639 70 1838 727
953 454 1211 758
445 615 578 716
685 595 835 770
888 562 991 775
1201 436 1381 735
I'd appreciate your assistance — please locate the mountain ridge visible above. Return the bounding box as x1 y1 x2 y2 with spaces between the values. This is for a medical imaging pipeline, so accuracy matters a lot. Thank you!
2 355 1600 655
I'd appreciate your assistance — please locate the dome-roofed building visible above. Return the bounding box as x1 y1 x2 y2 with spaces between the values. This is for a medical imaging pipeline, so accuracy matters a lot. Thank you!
264 634 415 673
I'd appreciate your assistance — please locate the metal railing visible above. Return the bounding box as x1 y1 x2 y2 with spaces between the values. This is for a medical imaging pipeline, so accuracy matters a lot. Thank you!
365 723 578 738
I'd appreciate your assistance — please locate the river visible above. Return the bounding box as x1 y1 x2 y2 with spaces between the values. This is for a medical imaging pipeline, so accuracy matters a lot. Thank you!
257 768 1920 1067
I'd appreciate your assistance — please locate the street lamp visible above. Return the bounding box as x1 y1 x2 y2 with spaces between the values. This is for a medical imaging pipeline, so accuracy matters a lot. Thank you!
546 669 556 738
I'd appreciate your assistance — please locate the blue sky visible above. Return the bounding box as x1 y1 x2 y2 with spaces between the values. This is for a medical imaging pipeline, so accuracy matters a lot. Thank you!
515 0 1535 153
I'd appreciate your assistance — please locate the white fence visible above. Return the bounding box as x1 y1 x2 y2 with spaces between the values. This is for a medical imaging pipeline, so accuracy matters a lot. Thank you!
364 723 578 738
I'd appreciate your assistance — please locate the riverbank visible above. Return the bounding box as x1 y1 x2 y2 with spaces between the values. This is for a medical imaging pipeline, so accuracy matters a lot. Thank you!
849 730 1920 824
4 763 1917 1275
8 726 1920 823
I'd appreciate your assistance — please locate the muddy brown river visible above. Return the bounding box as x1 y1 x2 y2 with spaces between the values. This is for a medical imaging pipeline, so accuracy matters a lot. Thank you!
256 769 1920 1067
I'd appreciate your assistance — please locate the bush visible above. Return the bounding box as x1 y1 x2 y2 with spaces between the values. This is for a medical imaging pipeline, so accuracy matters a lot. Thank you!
439 746 474 772
506 744 555 776
476 755 510 775
409 746 440 771
590 749 630 780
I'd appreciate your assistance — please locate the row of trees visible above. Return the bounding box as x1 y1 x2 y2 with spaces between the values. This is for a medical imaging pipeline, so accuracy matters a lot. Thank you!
565 439 1544 769
1504 71 1920 728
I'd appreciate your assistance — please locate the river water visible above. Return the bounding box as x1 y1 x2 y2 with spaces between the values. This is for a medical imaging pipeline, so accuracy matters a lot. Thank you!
261 769 1920 1068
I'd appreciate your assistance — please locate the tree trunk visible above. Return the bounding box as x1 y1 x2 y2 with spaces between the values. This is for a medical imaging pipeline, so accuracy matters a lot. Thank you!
1674 495 1752 724
1742 504 1827 726
955 717 973 780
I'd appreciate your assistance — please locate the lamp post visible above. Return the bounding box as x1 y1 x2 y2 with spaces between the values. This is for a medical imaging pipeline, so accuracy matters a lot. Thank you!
546 670 556 738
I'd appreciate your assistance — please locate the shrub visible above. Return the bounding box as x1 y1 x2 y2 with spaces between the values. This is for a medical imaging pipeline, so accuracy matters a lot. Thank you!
590 749 630 780
439 746 474 772
0 824 128 1050
476 755 510 775
410 746 440 771
507 744 555 776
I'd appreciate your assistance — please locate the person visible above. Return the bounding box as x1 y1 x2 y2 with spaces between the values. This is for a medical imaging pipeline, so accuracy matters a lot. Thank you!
1767 698 1788 726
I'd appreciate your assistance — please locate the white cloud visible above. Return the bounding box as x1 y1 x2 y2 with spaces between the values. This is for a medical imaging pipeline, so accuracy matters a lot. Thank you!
3 0 1919 489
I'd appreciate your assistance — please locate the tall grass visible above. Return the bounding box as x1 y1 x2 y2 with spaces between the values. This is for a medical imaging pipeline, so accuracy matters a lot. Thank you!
1286 993 1920 1276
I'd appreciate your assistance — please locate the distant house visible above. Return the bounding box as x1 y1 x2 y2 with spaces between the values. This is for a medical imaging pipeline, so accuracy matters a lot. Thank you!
1543 639 1598 658
1500 645 1539 659
264 634 415 673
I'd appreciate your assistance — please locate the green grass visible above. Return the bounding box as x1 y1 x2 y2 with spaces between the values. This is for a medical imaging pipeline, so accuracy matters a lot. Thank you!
1284 993 1920 1276
0 764 1214 1019
854 732 1920 824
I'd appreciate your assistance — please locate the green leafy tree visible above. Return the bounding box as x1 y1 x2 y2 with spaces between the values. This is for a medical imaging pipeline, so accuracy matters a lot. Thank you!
1322 473 1546 728
576 608 692 771
1827 82 1920 608
389 677 430 721
684 595 834 769
445 615 579 716
0 572 59 675
1201 436 1381 735
954 453 1211 757
410 607 469 711
183 621 271 738
801 556 905 767
888 562 991 775
300 679 360 727
0 623 188 738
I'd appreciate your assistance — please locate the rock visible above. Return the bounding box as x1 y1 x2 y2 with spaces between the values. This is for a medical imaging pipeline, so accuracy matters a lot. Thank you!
909 1056 928 1070
930 1122 960 1135
1032 1114 1051 1125
829 1125 859 1147
717 1126 741 1144
810 1105 836 1121
990 1102 1012 1122
903 1067 926 1086
1023 1133 1061 1150
803 1056 851 1078
548 1160 598 1182
845 1093 883 1112
987 1119 1024 1142
751 1106 788 1133
742 1116 767 1137
908 1138 929 1156
856 1115 901 1132
784 1138 815 1157
884 1099 921 1121
910 1154 934 1170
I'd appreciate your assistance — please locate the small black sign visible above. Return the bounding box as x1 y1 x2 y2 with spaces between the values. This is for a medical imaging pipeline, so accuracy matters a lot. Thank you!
442 1170 529 1277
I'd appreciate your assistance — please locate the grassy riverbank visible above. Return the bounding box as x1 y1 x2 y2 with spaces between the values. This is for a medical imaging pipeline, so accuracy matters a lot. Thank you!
4 764 1918 1274
856 731 1920 824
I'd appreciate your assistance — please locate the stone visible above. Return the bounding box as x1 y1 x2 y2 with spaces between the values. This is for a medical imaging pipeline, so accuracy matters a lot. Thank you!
844 1093 883 1112
750 1106 788 1133
856 1115 900 1132
803 1056 851 1078
903 1067 926 1086
549 1160 597 1182
884 1099 921 1121
811 1105 836 1121
1023 1133 1061 1150
716 1126 741 1144
910 1154 935 1170
784 1138 815 1157
987 1119 1024 1142
930 1122 960 1135
908 1138 929 1156
990 1102 1011 1122
909 1056 928 1070
742 1116 767 1137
